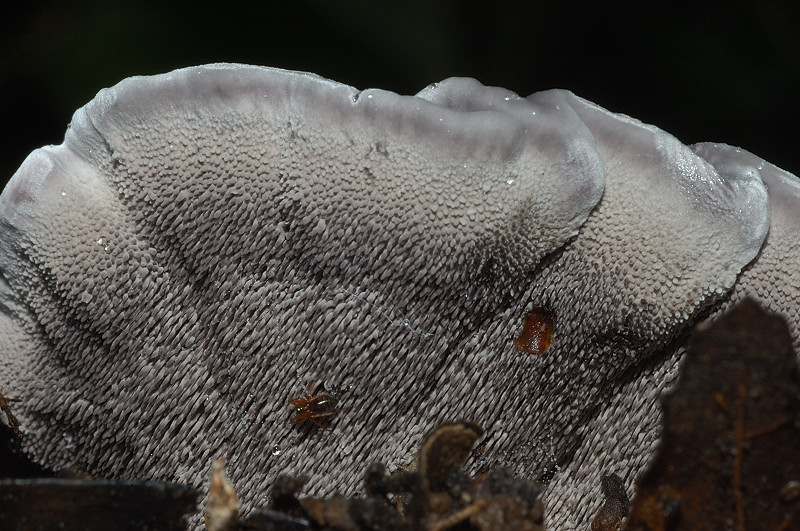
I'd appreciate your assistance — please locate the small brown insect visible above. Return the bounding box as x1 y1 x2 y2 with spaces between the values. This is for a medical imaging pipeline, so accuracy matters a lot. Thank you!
289 381 340 429
514 306 556 355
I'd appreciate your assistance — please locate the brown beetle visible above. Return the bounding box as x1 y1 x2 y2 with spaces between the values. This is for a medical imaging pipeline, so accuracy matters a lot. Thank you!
515 306 556 355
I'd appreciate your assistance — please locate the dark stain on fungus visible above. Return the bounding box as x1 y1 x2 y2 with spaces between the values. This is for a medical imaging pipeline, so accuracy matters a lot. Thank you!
514 307 555 355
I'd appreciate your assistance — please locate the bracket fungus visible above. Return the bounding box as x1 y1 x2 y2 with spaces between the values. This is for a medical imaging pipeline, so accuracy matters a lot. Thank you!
0 63 798 528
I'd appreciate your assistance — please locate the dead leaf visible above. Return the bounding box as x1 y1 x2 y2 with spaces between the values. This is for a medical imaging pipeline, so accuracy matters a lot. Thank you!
625 299 800 530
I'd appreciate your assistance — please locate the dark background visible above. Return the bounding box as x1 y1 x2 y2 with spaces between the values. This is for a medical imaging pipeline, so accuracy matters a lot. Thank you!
2 1 798 189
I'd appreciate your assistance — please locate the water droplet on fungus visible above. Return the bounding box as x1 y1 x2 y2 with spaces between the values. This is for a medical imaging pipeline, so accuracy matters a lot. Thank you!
514 306 555 355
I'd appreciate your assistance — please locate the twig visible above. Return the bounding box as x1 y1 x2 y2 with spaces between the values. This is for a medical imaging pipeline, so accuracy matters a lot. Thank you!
427 499 489 531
